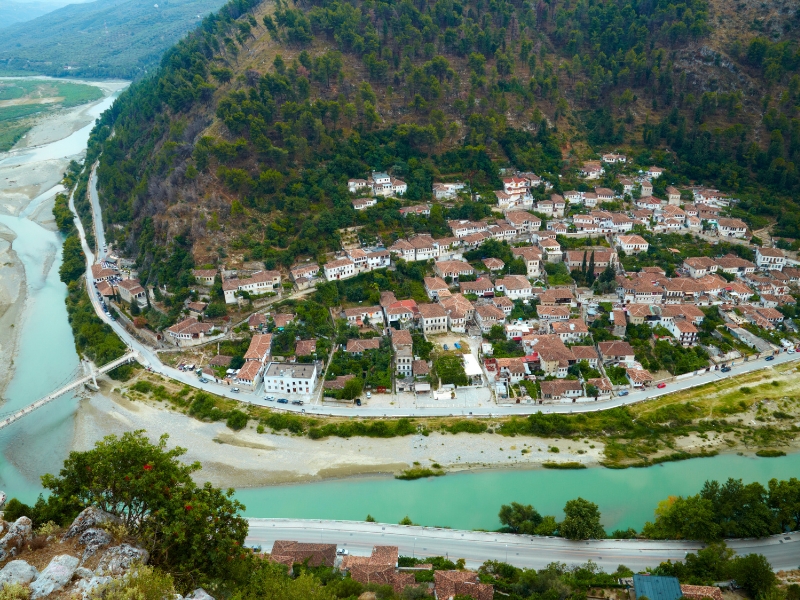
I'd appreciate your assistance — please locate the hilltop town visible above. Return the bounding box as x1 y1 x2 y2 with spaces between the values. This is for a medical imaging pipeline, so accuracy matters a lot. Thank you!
88 154 800 409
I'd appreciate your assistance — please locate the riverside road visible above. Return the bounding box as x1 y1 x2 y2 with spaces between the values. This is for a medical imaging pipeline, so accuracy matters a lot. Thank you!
77 165 800 418
246 519 800 572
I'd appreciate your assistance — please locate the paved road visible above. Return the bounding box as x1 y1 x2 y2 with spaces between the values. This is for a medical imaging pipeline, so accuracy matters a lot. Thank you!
88 162 107 261
78 167 800 417
246 519 800 572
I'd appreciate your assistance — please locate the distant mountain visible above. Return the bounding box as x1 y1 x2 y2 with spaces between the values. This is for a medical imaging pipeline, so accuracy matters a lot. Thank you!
0 0 86 30
0 0 230 79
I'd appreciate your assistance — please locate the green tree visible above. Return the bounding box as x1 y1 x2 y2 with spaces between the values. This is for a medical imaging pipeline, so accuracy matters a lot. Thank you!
340 376 364 400
41 431 248 589
560 498 605 540
498 502 543 534
768 477 800 532
727 554 776 598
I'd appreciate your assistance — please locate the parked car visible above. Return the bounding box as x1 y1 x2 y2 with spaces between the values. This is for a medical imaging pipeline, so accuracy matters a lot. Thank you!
765 355 775 361
231 387 240 392
366 391 371 399
721 366 732 373
657 382 667 389
454 342 461 349
277 398 289 404
264 395 275 401
355 399 362 406
336 549 349 556
291 400 304 406
199 377 209 383
443 344 449 350
617 390 629 397
789 348 796 354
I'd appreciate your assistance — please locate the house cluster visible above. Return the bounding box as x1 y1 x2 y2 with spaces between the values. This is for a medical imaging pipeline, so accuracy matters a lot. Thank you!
493 172 552 210
92 262 148 308
191 268 283 304
348 171 408 198
267 541 494 600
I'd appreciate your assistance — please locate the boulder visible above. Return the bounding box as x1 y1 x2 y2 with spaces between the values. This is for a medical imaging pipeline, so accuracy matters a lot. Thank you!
64 507 122 540
0 517 33 561
0 560 38 585
74 567 94 580
74 575 113 600
95 544 149 577
30 554 80 599
78 528 113 561
186 589 215 600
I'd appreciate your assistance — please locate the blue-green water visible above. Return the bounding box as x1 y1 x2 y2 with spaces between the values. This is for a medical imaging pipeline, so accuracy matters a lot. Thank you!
235 452 800 532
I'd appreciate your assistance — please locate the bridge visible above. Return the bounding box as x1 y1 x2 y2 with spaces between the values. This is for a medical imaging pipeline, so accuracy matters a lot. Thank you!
0 351 138 431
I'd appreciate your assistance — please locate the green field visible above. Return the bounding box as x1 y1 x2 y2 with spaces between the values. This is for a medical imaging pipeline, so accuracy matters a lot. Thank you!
0 79 103 151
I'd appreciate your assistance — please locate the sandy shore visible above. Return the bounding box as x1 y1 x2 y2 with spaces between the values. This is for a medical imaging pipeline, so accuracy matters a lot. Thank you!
0 226 25 398
73 380 606 488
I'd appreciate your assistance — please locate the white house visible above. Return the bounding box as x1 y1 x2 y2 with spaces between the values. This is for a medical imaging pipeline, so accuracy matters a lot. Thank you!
262 362 317 396
323 258 356 281
494 275 532 300
222 270 281 304
615 234 649 254
647 166 664 178
716 218 748 239
432 182 466 199
756 247 786 271
580 161 605 179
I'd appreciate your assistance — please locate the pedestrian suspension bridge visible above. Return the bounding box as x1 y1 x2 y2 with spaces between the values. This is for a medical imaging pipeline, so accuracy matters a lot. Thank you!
0 351 138 431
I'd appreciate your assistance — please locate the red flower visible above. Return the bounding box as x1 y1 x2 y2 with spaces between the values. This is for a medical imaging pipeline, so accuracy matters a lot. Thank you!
185 505 193 511
143 464 153 471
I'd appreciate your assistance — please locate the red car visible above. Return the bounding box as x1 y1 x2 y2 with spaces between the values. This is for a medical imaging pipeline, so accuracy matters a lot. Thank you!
657 382 667 389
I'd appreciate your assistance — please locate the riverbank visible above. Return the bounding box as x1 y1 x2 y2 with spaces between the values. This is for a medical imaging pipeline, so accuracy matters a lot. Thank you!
0 78 126 400
72 379 607 487
70 365 800 489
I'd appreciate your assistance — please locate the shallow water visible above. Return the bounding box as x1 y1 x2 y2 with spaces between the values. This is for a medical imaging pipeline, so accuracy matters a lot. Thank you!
235 452 800 531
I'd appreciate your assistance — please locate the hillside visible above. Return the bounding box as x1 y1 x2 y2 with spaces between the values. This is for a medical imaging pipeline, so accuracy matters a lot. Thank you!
0 0 232 79
89 0 800 288
0 0 86 30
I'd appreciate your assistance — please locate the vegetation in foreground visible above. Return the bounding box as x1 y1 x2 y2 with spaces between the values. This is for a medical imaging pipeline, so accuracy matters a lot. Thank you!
3 431 794 600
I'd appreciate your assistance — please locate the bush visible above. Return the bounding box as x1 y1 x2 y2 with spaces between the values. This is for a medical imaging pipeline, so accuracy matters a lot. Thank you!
226 410 249 430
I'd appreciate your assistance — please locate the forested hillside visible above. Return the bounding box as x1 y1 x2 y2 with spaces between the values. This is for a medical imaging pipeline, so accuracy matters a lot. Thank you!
0 0 230 78
90 0 800 289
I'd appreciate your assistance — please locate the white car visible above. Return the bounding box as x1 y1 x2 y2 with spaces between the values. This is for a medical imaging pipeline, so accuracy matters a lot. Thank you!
336 549 348 556
789 348 796 354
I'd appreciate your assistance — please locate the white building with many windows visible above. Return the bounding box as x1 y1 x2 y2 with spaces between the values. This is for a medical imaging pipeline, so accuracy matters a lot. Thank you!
262 362 318 396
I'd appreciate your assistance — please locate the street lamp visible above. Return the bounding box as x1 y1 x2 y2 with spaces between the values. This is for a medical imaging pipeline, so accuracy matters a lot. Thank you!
505 544 508 562
413 537 416 558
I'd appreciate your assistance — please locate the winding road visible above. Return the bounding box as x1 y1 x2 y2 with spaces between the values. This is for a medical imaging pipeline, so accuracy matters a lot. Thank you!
246 519 800 571
76 165 800 418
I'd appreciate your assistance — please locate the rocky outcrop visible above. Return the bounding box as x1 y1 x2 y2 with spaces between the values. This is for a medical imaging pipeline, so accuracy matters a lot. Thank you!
186 589 215 600
0 517 33 561
95 544 149 577
64 507 122 540
0 560 38 585
74 575 113 600
30 555 80 599
78 528 113 561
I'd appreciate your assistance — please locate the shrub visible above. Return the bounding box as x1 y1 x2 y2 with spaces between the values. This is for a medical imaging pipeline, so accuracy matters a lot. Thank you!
226 410 249 430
